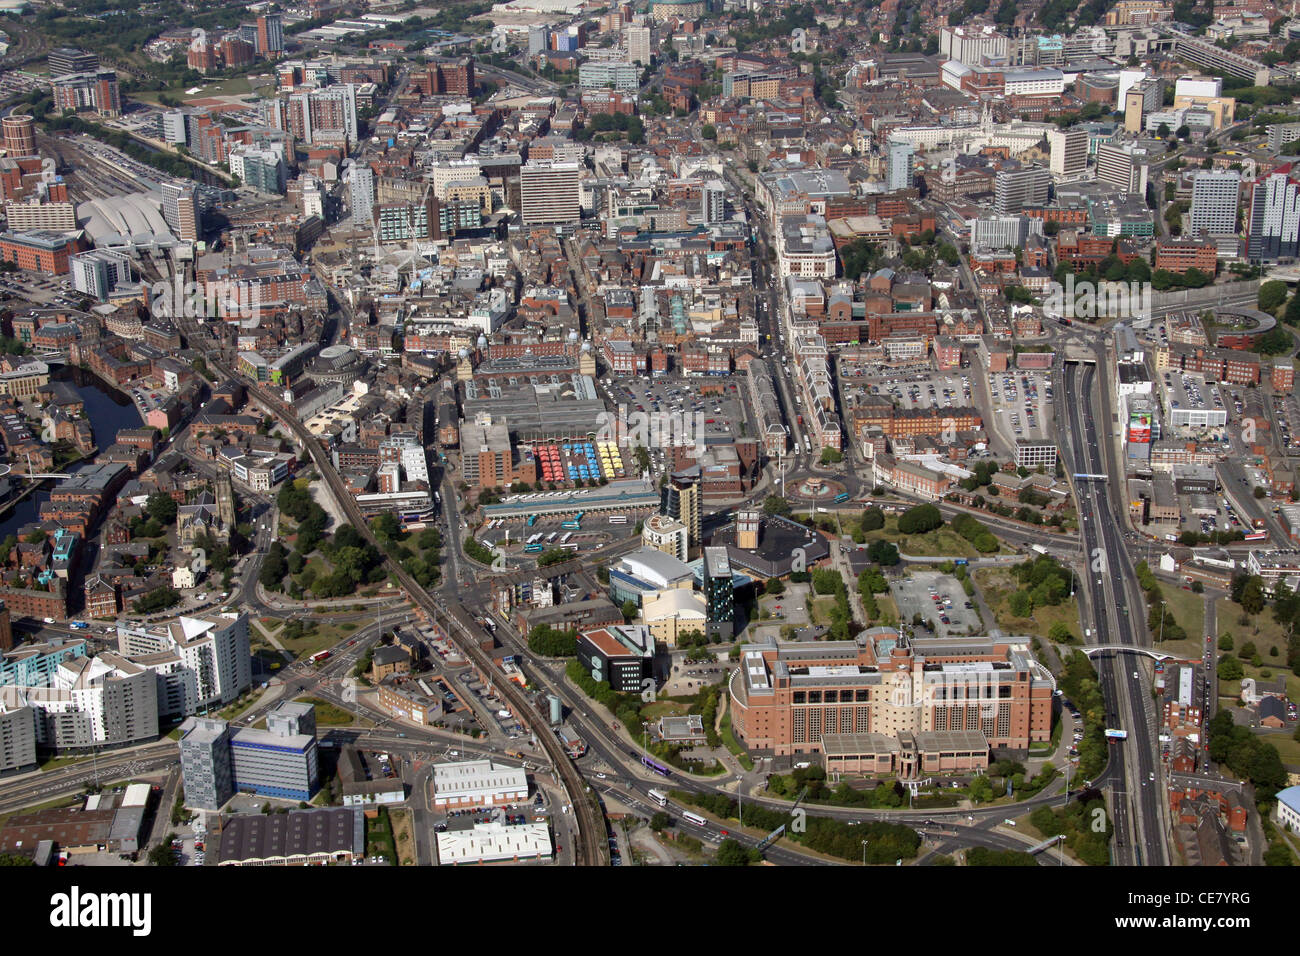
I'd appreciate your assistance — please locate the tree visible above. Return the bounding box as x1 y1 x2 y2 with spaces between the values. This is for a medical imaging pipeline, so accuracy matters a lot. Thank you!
861 506 885 532
1048 622 1074 644
649 811 671 831
701 123 716 140
622 599 638 622
897 503 943 535
766 577 786 596
1008 590 1033 617
148 838 179 867
1217 654 1244 682
714 838 756 866
967 775 994 803
1242 577 1267 615
763 495 792 517
1219 633 1234 651
1260 280 1288 312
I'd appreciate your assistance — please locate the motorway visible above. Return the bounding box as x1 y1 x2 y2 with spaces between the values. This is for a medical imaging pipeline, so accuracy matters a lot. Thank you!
1060 358 1168 866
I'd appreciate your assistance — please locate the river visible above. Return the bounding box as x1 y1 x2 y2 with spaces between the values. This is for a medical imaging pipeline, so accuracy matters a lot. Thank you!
0 365 142 539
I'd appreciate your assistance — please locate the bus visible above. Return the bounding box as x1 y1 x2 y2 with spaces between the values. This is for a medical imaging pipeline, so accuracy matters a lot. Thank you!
607 514 628 525
308 650 331 664
682 811 707 827
648 788 668 808
641 755 671 777
562 543 580 551
803 435 812 453
834 492 850 503
546 532 559 544
1104 728 1128 741
561 519 581 531
1244 531 1268 541
561 532 573 544
527 514 538 527
524 543 544 554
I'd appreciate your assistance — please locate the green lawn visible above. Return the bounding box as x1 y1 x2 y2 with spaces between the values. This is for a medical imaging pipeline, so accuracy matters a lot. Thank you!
133 74 255 106
37 753 93 772
641 701 689 721
809 596 838 626
1257 729 1300 768
294 696 355 726
278 620 356 662
975 568 1082 641
1216 597 1291 662
719 711 754 771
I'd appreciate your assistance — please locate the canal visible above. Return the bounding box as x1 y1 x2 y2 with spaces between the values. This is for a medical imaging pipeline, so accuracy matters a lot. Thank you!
0 365 142 539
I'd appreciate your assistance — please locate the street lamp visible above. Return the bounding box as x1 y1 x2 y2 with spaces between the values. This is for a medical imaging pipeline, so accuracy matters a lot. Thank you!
861 839 869 866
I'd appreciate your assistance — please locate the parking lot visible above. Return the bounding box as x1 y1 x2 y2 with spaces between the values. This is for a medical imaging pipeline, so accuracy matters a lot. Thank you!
890 571 982 637
601 373 752 470
869 372 976 411
988 370 1054 443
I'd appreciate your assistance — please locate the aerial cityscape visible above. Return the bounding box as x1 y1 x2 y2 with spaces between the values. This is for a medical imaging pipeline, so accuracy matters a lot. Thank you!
0 0 1295 891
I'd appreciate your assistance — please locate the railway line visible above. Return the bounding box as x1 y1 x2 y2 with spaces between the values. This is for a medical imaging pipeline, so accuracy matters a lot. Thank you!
185 331 607 866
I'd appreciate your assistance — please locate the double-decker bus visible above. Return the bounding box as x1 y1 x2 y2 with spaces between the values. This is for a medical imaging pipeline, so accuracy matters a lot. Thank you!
648 789 668 807
524 543 544 554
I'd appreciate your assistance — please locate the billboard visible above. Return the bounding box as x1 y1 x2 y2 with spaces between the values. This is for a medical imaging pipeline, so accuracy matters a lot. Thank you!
1127 410 1152 444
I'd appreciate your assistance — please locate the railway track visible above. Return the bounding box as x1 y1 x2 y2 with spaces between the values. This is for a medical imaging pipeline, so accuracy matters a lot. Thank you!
184 325 606 866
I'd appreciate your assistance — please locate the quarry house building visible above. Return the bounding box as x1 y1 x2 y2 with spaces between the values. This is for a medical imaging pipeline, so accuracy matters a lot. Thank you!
728 629 1053 775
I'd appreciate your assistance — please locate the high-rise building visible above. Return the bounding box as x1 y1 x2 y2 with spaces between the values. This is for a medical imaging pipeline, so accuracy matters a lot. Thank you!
180 716 235 811
282 85 358 145
231 700 320 800
221 34 256 69
116 614 252 719
660 472 701 546
701 180 726 223
703 546 735 639
578 61 640 91
1048 126 1089 176
161 181 199 242
1267 123 1300 155
2 115 35 156
993 163 1051 214
1248 164 1300 262
70 249 132 301
349 162 375 225
229 144 286 194
0 697 36 775
624 24 652 64
1123 76 1163 132
1189 169 1240 237
528 26 550 55
51 70 122 118
519 160 581 225
267 700 316 738
1095 142 1148 194
256 13 284 57
187 34 217 73
47 47 98 78
886 139 915 192
641 513 688 562
0 603 10 653
157 110 189 146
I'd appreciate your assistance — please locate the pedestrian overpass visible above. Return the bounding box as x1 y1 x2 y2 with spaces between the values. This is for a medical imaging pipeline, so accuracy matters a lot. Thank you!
1079 645 1179 662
